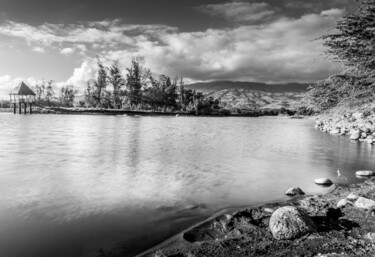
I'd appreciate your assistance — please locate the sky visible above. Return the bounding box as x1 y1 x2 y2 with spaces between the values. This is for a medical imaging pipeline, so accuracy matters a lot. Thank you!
0 0 357 98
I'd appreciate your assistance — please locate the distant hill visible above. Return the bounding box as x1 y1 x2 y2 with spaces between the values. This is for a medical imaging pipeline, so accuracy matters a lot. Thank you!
185 81 311 110
186 81 310 92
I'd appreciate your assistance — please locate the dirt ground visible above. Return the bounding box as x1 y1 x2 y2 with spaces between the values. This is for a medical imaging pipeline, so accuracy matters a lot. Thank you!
140 178 375 257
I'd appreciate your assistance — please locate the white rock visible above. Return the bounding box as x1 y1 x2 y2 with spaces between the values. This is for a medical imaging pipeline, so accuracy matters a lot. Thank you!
352 112 364 120
350 129 361 140
314 178 333 185
355 170 375 177
337 199 352 208
346 192 359 201
354 197 375 209
264 207 275 213
365 232 375 241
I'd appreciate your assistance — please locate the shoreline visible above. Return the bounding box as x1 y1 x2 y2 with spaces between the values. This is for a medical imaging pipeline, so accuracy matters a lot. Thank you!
0 107 311 118
139 177 375 257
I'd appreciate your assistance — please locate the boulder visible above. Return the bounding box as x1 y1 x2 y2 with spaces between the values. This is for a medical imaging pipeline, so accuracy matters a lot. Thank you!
350 129 361 140
337 199 352 208
285 187 305 196
354 197 375 209
355 170 375 177
269 206 316 240
314 178 333 185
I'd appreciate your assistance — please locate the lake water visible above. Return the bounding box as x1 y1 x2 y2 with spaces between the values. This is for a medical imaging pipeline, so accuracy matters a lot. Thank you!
0 114 373 257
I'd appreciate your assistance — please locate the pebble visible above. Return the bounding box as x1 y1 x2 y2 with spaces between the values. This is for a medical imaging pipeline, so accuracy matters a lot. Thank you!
355 170 375 177
285 187 305 196
315 178 333 185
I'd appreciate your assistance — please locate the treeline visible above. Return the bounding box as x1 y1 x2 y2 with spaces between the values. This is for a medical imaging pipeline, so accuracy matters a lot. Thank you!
84 56 227 115
32 80 78 107
305 0 375 111
32 56 228 115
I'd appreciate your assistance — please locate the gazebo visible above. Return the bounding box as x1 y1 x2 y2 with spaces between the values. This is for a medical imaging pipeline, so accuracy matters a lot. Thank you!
9 81 36 114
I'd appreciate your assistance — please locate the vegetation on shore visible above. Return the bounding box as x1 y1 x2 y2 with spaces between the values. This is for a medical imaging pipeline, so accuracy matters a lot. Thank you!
9 57 229 116
306 0 375 114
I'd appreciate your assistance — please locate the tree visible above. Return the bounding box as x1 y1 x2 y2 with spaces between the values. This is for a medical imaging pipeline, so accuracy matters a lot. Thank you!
306 0 375 110
60 86 78 107
45 80 55 105
126 57 143 108
35 83 45 101
93 56 108 107
108 60 125 109
125 56 151 109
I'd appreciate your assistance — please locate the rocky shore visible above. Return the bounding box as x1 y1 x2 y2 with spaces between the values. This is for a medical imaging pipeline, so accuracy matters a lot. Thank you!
140 176 375 257
315 111 375 143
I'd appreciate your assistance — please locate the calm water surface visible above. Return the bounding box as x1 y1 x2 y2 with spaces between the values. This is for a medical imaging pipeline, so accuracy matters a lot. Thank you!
0 114 374 257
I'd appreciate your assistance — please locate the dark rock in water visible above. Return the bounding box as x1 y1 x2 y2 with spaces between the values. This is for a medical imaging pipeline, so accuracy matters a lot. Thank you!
269 206 316 240
355 170 375 177
285 187 305 196
314 178 333 185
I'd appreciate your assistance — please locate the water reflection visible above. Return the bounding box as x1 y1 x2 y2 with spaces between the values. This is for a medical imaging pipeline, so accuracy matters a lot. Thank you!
0 115 373 257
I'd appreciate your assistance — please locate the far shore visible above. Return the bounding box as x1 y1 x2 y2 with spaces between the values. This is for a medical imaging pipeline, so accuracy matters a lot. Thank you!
0 107 312 118
139 176 375 257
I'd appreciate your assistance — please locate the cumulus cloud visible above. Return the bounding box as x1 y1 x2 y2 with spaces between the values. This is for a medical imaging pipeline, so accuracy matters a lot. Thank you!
32 46 45 53
60 47 75 55
198 2 275 22
0 8 344 91
63 60 97 89
99 11 342 83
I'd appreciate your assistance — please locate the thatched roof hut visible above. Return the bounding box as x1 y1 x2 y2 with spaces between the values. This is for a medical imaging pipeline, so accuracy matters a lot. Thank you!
9 81 36 104
9 81 36 96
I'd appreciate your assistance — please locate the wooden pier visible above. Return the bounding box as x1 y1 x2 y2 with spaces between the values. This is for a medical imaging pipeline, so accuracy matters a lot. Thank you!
9 82 36 114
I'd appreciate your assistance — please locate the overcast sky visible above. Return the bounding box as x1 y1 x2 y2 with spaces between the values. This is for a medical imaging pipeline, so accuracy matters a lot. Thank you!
0 0 356 98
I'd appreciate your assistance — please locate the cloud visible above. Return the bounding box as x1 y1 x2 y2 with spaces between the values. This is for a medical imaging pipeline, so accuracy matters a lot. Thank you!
32 46 45 53
0 20 176 47
0 9 343 92
98 11 341 83
321 8 345 17
63 60 97 89
60 47 75 55
198 2 275 22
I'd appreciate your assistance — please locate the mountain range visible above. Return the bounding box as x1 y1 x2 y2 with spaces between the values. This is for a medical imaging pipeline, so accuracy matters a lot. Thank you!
185 81 311 110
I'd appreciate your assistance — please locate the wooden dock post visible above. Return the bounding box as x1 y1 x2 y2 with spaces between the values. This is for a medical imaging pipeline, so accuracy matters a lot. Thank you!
24 103 27 114
13 103 16 114
18 102 21 114
30 103 32 114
